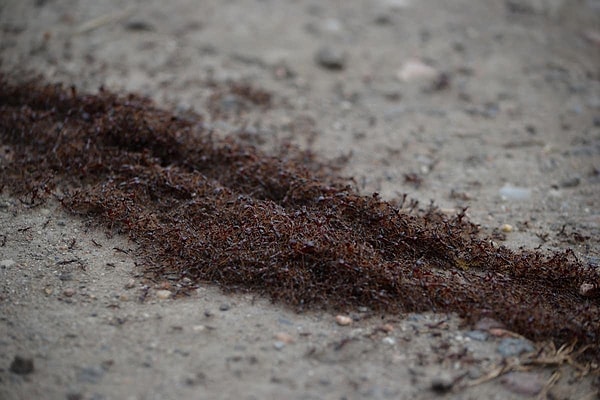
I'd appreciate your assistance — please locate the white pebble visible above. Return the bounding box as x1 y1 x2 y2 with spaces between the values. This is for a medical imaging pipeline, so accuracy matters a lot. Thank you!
156 290 172 300
335 315 353 326
397 59 439 83
501 224 513 233
499 185 531 201
382 336 396 345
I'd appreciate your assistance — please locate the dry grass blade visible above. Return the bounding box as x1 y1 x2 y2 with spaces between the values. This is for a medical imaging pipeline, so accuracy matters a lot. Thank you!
74 7 135 35
463 362 515 388
526 342 595 375
464 342 598 393
537 371 560 400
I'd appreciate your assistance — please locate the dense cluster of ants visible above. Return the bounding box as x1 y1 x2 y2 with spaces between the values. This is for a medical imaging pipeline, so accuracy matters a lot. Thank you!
1 77 598 359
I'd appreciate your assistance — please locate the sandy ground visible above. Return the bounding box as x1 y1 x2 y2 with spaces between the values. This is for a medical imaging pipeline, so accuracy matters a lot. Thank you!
1 0 599 399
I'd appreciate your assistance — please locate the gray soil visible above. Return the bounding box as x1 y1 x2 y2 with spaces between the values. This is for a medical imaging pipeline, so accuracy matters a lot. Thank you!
1 0 599 399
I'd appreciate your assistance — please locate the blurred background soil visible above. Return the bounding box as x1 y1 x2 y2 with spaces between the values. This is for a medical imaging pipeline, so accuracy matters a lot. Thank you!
1 0 599 399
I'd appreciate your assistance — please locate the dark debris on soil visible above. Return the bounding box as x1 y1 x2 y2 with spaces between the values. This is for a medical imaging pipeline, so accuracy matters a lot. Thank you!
1 77 599 359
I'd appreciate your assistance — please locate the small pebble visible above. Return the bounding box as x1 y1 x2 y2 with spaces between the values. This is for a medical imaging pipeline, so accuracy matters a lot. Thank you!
59 272 73 281
273 341 286 350
501 224 513 233
501 372 543 396
184 371 207 386
157 281 172 290
124 19 155 31
10 355 34 375
319 378 331 386
156 290 172 300
63 288 76 297
559 176 581 188
320 18 343 33
315 46 346 70
499 185 531 201
219 303 230 311
397 59 439 83
465 330 489 341
219 94 242 112
488 328 519 338
468 368 483 379
335 315 353 326
374 14 393 25
277 316 293 326
124 278 136 289
382 336 396 345
77 365 105 384
497 338 534 357
273 332 295 344
430 372 454 393
474 317 506 331
579 283 597 297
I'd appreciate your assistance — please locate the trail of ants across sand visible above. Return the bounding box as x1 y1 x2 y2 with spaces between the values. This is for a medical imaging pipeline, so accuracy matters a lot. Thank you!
1 78 598 360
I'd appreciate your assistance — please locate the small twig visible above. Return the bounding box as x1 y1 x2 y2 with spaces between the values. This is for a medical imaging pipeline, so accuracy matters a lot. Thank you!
463 341 595 392
464 362 513 388
56 259 80 265
333 337 354 351
74 7 135 35
426 318 449 329
536 370 560 400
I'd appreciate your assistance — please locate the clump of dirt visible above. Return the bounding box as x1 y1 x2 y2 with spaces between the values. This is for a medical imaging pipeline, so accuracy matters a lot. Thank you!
1 77 599 358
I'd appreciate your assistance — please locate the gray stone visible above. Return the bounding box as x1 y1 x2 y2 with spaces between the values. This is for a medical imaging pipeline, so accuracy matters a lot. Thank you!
559 176 581 188
77 365 105 384
315 46 346 70
10 355 34 375
501 371 544 396
465 330 489 341
124 19 155 32
430 371 454 393
497 338 534 357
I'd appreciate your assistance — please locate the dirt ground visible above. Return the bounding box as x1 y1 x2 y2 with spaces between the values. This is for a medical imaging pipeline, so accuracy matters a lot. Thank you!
1 0 599 399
